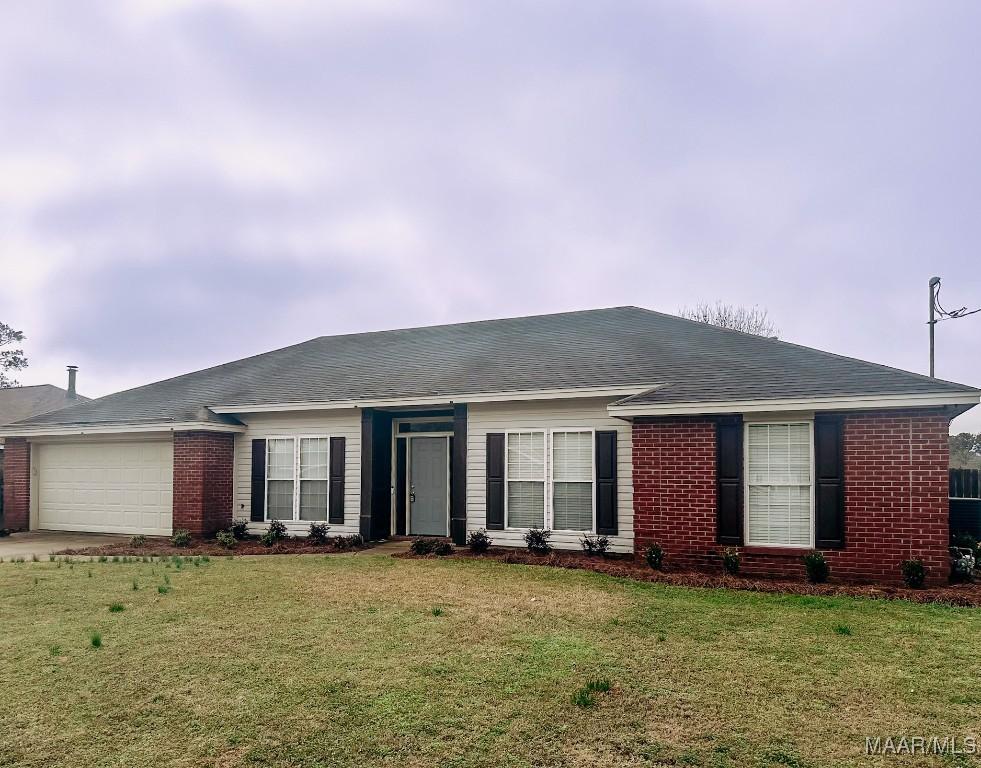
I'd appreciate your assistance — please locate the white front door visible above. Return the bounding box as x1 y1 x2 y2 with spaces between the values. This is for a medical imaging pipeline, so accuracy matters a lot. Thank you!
37 441 174 535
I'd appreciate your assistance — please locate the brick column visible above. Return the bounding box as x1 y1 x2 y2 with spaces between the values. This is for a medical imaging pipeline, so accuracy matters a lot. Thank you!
172 431 234 537
2 438 31 531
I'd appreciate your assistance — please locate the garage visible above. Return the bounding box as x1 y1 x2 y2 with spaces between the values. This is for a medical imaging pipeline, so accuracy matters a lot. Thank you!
36 441 173 536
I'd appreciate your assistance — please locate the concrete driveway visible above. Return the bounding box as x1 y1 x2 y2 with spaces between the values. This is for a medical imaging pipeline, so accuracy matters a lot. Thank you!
0 531 130 559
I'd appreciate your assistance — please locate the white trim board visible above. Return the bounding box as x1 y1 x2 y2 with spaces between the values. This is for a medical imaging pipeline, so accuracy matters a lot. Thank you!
0 421 248 438
210 384 658 414
607 391 981 418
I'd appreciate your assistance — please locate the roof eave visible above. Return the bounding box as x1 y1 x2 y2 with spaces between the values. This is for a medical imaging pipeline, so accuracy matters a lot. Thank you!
606 391 981 419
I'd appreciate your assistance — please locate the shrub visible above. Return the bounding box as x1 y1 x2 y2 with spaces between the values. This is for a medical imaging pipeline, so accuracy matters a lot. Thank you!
949 547 976 583
580 534 611 557
721 547 740 575
157 584 169 594
130 534 147 548
170 529 192 548
90 631 102 649
644 544 665 571
0 528 10 538
261 519 288 547
410 538 451 556
467 529 492 553
901 558 926 588
216 530 237 549
802 551 829 583
307 522 331 544
327 533 365 551
230 520 250 540
524 527 552 555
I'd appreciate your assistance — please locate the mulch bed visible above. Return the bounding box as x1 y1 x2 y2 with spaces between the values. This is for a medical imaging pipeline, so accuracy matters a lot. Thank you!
55 537 371 558
396 548 981 607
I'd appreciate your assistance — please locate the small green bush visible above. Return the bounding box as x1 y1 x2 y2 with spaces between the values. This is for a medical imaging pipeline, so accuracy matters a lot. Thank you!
644 544 665 570
410 538 451 556
431 607 444 616
467 529 492 553
215 530 237 549
901 558 926 588
328 533 364 551
130 534 147 548
157 584 170 594
170 529 192 548
261 519 288 547
108 603 124 613
721 547 740 575
524 527 552 555
580 534 610 557
307 522 331 544
802 551 829 583
949 547 976 583
230 520 250 540
90 632 102 649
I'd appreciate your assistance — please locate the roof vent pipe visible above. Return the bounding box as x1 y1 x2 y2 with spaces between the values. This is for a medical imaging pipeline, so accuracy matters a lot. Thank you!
67 365 78 400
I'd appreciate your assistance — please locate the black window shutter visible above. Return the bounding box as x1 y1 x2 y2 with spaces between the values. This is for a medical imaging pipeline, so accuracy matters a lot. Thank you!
595 430 618 535
328 436 346 525
716 416 743 545
486 433 505 530
250 439 266 522
814 414 845 549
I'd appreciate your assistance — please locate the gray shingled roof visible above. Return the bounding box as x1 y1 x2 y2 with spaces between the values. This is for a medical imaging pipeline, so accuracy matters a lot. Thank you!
9 307 978 429
0 385 90 427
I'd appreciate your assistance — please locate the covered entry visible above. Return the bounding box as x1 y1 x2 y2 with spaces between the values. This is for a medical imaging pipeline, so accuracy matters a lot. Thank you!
360 405 467 543
36 440 174 535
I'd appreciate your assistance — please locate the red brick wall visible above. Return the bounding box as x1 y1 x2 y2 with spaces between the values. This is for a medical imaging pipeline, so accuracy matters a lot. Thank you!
173 431 234 537
632 409 952 584
2 438 30 531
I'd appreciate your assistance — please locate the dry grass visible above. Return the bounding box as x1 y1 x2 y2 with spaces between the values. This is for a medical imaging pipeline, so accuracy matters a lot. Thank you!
0 554 978 767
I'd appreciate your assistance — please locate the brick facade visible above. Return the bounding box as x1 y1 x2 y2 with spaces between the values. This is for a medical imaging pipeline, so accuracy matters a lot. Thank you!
1 438 31 531
632 409 951 584
172 431 235 537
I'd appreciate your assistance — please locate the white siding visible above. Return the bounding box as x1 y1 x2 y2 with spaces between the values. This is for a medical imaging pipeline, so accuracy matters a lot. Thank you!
233 410 361 535
466 398 633 552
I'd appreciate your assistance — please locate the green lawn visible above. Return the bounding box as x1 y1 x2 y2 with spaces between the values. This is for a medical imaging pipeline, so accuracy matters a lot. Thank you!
0 554 978 768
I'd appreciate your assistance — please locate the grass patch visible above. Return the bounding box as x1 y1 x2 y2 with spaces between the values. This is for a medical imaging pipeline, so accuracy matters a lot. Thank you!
108 603 124 613
833 623 852 636
0 555 977 767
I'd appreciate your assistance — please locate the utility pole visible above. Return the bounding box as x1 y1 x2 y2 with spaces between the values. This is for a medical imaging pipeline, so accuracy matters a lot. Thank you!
929 276 940 377
927 275 980 378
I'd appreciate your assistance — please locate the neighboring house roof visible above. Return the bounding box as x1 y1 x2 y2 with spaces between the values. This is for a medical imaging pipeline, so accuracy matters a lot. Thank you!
4 306 978 431
0 384 90 428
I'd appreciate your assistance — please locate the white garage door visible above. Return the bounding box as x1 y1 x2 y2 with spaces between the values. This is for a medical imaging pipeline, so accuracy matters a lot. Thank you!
37 441 173 535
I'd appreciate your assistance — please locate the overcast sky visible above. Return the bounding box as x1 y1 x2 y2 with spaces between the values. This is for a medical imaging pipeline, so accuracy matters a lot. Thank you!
1 0 979 431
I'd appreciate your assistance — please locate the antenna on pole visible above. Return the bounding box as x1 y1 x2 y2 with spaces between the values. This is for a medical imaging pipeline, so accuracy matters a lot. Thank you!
928 275 980 378
929 276 940 377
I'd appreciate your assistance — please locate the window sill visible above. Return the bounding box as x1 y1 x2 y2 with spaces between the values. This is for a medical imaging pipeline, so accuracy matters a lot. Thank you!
740 546 813 557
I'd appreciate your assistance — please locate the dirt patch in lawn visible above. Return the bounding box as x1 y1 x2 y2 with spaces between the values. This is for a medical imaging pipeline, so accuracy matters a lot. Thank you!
55 536 371 558
397 548 981 607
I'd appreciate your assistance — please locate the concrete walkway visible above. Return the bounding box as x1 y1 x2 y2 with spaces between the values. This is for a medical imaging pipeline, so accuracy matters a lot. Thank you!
358 539 412 556
0 531 130 559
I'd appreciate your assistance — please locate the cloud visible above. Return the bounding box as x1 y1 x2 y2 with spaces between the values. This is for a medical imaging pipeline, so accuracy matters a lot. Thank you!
0 0 979 429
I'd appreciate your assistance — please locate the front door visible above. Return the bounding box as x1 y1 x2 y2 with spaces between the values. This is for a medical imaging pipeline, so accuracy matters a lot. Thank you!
409 437 448 536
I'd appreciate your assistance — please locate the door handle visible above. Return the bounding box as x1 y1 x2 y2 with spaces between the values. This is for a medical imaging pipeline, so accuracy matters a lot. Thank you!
410 485 416 504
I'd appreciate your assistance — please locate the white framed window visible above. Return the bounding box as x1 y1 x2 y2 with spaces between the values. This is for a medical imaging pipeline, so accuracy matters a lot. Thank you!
266 436 331 522
504 429 596 532
550 429 595 532
744 422 814 547
505 431 546 529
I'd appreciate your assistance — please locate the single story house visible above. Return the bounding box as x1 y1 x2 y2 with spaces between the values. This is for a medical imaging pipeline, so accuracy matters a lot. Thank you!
1 307 977 582
0 366 87 527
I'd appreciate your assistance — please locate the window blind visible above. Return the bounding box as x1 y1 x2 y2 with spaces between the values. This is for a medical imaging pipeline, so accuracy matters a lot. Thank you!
552 431 593 531
506 432 545 528
746 423 812 547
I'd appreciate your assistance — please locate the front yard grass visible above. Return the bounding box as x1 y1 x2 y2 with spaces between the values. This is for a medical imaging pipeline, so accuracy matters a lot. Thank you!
0 554 978 767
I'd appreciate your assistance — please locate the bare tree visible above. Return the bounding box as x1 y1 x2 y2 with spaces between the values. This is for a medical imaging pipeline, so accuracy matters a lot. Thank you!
679 302 778 337
0 322 28 388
